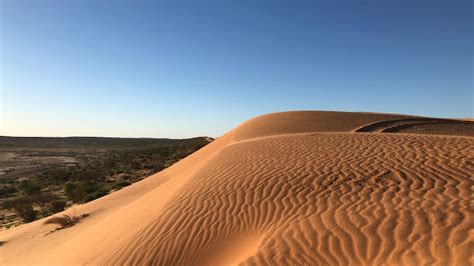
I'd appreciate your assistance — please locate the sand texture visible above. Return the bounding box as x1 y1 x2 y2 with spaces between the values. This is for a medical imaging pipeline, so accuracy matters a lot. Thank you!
0 111 473 265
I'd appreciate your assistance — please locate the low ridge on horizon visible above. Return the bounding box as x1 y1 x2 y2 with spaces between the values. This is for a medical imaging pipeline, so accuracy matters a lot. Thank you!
2 110 473 140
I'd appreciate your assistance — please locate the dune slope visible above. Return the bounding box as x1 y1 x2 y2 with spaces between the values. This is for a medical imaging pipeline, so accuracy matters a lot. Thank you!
1 111 473 265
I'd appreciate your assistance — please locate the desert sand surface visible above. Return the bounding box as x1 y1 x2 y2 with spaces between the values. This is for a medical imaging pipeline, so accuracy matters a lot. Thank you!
0 111 473 265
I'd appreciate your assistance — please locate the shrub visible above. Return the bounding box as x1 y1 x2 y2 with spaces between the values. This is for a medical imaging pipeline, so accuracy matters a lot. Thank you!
71 169 105 182
30 193 52 204
122 174 132 180
113 180 131 190
11 199 37 222
143 163 155 170
44 168 70 184
152 162 165 172
49 199 67 213
64 181 87 203
17 205 37 222
19 180 42 196
83 190 107 203
65 181 108 203
131 161 142 170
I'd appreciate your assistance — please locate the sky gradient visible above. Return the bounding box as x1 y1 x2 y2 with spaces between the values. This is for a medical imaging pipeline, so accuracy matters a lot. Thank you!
1 0 472 138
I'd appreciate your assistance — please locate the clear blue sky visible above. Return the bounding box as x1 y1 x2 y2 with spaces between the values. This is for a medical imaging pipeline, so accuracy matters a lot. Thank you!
1 0 472 138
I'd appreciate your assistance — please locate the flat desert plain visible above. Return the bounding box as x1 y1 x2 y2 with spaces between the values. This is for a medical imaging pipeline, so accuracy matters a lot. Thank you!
0 111 473 265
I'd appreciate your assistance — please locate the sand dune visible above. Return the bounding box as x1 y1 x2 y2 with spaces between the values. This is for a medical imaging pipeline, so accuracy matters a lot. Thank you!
0 111 473 265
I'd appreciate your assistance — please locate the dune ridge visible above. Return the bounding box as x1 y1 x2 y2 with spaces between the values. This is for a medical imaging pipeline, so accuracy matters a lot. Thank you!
0 111 473 265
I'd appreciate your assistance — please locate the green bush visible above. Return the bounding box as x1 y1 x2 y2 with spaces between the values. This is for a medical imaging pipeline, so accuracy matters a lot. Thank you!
49 199 67 213
71 169 105 182
10 197 37 222
44 168 70 184
113 180 131 190
152 162 165 172
19 180 42 196
64 181 87 203
131 161 142 170
65 181 108 203
14 203 37 222
143 163 155 170
29 193 53 206
83 190 107 203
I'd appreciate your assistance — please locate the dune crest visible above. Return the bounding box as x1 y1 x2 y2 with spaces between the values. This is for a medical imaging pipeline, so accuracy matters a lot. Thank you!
1 111 473 265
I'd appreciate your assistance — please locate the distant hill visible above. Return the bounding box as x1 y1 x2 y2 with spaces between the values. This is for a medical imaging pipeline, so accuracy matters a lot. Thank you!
0 136 210 149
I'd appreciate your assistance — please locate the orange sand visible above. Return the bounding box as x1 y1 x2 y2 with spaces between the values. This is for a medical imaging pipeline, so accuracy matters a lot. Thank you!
0 111 473 265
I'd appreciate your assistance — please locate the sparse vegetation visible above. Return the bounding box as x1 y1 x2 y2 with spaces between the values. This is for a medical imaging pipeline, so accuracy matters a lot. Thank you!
0 136 212 228
19 180 42 196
